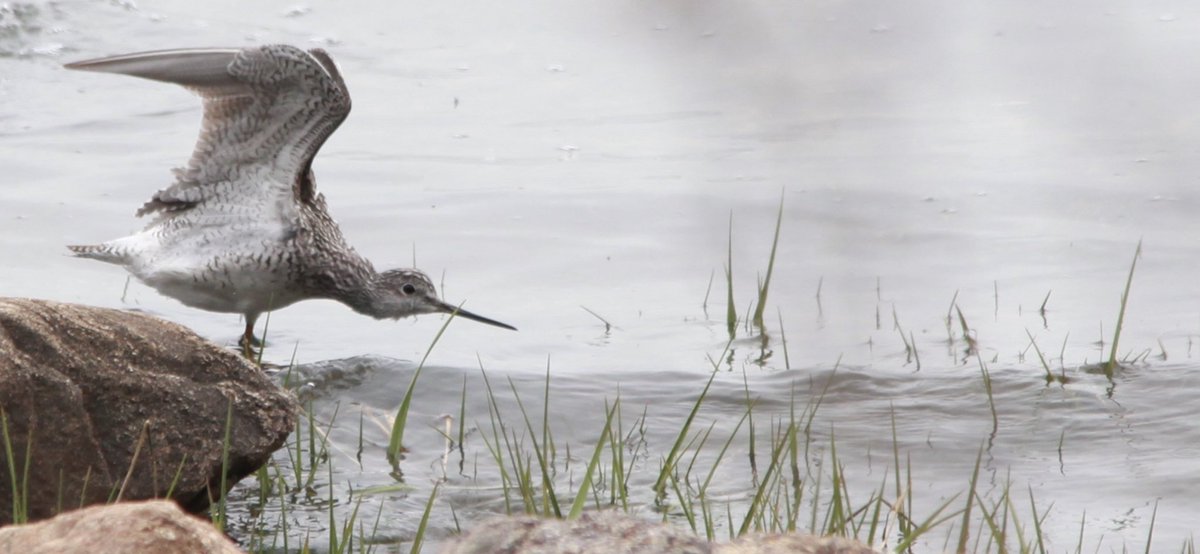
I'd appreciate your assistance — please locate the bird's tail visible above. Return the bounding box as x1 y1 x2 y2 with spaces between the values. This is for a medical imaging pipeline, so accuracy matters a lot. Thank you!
67 244 129 265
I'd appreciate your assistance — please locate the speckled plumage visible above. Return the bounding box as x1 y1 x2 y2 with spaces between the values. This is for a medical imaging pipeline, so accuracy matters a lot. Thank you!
66 45 513 350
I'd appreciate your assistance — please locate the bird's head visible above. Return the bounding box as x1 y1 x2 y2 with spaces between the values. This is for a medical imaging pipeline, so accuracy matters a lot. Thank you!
373 269 516 330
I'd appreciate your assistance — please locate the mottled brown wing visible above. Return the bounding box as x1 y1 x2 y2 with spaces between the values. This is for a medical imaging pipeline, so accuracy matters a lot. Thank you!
65 45 352 217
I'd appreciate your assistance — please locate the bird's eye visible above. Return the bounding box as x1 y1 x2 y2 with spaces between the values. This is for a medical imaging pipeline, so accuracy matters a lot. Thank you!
402 283 417 295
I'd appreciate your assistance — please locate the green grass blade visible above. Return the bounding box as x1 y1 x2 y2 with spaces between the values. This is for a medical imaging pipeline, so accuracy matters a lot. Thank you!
1 410 26 524
409 484 440 554
653 369 717 498
387 309 459 470
752 190 784 329
213 398 234 532
1105 240 1142 377
955 443 985 553
569 399 618 518
507 377 562 517
725 212 737 338
737 421 794 536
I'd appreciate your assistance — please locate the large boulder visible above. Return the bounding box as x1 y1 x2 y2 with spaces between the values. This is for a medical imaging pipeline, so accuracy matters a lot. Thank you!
441 511 879 554
0 500 244 553
0 298 296 523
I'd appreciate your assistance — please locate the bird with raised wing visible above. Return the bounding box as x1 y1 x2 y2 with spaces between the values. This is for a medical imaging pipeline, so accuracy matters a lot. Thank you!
65 45 515 356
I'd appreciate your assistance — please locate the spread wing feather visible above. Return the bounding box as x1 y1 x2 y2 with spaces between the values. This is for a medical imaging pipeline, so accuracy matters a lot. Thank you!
65 45 352 217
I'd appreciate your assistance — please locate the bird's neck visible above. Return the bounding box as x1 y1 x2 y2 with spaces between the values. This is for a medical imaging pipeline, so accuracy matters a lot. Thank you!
322 256 388 319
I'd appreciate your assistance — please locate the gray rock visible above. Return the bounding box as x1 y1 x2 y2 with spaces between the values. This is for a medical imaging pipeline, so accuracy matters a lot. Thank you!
0 499 244 553
0 298 296 523
721 532 880 554
441 511 709 554
441 511 879 554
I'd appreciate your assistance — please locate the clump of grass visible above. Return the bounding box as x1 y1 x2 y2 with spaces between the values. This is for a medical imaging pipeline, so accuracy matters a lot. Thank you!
1026 329 1068 385
893 307 920 370
457 350 1025 551
716 192 786 340
508 365 563 517
441 345 1189 554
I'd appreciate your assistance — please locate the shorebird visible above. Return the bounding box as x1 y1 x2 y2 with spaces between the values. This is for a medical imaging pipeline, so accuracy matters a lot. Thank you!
65 45 515 355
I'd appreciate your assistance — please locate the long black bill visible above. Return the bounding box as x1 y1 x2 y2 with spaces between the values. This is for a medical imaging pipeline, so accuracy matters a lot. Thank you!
439 301 517 331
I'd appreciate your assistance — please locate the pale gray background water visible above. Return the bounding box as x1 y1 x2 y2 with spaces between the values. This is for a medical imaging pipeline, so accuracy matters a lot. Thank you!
3 0 1200 550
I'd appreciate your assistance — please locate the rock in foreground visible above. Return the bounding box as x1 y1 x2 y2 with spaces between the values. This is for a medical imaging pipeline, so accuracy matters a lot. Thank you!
0 500 244 553
0 298 296 523
441 511 879 554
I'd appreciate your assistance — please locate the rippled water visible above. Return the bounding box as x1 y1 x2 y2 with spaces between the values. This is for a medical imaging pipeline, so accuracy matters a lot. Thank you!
4 0 1200 550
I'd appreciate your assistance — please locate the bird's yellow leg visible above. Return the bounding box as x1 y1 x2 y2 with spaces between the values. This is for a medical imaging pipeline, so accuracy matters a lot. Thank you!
240 318 264 363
